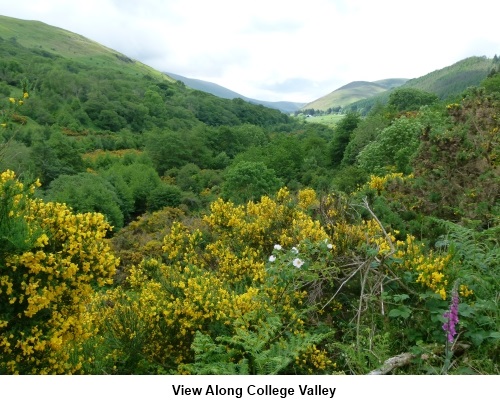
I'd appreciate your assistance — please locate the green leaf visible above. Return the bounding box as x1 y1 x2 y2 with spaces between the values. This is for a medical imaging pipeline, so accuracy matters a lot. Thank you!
389 306 411 319
488 331 500 340
393 294 410 303
458 303 474 317
467 331 488 346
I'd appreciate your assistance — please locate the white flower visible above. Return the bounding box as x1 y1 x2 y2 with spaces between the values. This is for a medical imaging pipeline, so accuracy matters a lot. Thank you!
291 246 299 254
327 243 333 249
269 255 276 262
273 244 282 250
292 258 304 268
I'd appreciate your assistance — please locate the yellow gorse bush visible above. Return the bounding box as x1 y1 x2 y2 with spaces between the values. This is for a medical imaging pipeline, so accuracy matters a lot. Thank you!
366 172 413 195
392 234 452 299
205 188 327 250
89 188 333 372
320 192 457 299
0 173 468 374
0 170 118 374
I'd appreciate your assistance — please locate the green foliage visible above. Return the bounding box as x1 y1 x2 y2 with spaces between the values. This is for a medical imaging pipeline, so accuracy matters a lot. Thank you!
221 161 282 204
0 139 34 177
105 162 163 215
45 172 125 229
329 328 392 375
264 134 305 184
206 124 269 159
30 130 86 186
144 127 212 175
433 219 500 295
185 316 332 375
387 88 439 112
400 56 496 99
421 220 499 371
341 103 390 166
411 88 500 226
357 116 423 174
147 183 182 212
482 70 500 95
331 165 369 194
100 169 135 222
329 112 360 168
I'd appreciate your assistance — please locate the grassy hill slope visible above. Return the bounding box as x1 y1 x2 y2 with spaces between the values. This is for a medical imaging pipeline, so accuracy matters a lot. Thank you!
0 15 171 81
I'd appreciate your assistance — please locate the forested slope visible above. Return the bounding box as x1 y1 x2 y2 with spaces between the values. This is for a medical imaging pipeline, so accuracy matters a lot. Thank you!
346 56 499 114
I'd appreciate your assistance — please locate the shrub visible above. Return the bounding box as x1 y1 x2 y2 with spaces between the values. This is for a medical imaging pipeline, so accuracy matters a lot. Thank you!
0 170 118 374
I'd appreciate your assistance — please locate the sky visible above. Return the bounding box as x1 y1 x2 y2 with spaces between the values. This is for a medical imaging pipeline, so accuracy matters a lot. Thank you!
2 0 499 103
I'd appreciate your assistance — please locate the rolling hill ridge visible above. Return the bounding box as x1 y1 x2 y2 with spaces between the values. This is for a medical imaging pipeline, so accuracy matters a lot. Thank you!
301 79 408 111
165 72 306 113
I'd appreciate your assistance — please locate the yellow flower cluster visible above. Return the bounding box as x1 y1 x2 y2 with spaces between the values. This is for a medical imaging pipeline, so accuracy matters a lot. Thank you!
205 240 266 283
320 191 463 300
205 188 328 250
295 344 333 374
0 171 118 374
297 188 319 210
459 284 474 298
1 92 29 128
322 195 391 259
366 172 412 195
393 234 452 299
92 258 270 367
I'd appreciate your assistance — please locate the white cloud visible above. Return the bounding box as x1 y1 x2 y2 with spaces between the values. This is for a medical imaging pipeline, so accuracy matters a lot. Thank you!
2 0 499 102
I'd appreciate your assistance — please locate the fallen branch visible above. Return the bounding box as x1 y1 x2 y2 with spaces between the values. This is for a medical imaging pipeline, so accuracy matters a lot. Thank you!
367 343 471 375
367 352 414 375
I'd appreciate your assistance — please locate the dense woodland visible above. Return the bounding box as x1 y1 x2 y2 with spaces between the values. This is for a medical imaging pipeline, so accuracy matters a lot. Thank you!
0 18 499 374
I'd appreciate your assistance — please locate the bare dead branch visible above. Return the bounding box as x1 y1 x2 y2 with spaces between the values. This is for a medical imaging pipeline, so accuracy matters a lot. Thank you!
320 259 369 311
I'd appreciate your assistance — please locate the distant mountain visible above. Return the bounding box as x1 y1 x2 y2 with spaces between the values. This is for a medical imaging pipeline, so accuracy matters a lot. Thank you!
346 56 499 114
165 72 245 100
301 79 408 112
373 78 409 89
165 72 306 113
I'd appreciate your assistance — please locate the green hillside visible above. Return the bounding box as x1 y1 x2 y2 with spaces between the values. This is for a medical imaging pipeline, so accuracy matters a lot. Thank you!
0 15 170 80
0 15 291 131
400 56 496 98
0 14 296 224
346 56 499 114
302 79 407 112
